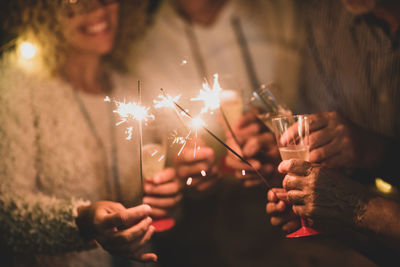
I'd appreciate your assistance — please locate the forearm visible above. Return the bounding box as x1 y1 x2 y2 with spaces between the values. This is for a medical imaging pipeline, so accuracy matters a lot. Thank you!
0 191 94 254
354 195 400 251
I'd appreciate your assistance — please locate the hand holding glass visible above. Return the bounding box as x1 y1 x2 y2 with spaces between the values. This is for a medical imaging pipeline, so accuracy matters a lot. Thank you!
271 115 319 237
142 125 175 232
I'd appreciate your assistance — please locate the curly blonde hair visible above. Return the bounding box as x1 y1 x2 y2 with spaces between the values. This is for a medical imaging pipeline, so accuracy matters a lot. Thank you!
1 0 149 75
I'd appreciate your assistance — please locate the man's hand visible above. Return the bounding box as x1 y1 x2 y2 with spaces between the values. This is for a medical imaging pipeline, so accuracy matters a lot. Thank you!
76 201 157 262
278 159 367 226
143 168 183 219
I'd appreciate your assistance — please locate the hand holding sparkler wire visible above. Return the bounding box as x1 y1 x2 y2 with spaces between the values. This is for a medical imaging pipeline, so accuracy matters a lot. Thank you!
225 110 281 187
175 139 221 191
161 89 271 189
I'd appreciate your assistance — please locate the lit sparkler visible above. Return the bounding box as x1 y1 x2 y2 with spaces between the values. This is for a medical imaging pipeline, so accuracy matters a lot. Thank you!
191 73 222 114
113 100 154 126
162 88 271 188
191 73 240 146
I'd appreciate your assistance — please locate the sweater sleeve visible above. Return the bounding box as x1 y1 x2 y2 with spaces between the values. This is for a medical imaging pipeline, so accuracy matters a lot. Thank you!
0 70 94 255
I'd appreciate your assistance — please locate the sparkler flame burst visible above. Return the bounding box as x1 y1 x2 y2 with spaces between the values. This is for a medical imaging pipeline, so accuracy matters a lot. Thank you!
191 73 222 114
107 96 155 140
154 93 181 109
113 101 154 124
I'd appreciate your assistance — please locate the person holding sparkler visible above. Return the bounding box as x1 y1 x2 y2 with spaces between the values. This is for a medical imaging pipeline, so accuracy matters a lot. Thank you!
0 0 182 266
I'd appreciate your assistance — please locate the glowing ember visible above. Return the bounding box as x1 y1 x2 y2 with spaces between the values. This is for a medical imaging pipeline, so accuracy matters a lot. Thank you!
242 169 246 176
180 59 188 65
172 131 191 156
191 116 205 129
201 170 206 177
191 73 222 114
186 177 193 186
104 96 111 102
158 155 165 162
125 127 133 140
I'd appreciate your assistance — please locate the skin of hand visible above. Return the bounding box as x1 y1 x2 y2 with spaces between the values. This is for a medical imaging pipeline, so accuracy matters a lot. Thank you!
266 188 300 233
276 159 400 251
143 167 183 219
225 110 281 187
278 159 369 227
76 201 157 262
301 111 387 171
174 139 220 191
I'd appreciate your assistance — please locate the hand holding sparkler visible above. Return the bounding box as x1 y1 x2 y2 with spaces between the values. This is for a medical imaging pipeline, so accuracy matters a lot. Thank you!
225 110 281 187
162 88 271 188
76 201 157 262
175 140 221 192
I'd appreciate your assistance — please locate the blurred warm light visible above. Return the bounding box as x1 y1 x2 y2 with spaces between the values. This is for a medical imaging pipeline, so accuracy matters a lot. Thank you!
375 178 392 194
191 116 205 129
19 42 37 59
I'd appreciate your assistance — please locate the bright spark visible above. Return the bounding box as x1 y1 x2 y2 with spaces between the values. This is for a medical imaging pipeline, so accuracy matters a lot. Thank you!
191 73 222 114
186 177 193 185
113 100 154 125
158 155 165 162
172 130 191 156
104 96 111 102
191 116 205 129
201 170 206 177
242 169 246 176
154 93 181 109
180 59 188 66
125 127 133 140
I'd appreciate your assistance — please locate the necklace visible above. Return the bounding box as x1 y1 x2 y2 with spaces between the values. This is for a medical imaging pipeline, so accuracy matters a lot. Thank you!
72 77 123 202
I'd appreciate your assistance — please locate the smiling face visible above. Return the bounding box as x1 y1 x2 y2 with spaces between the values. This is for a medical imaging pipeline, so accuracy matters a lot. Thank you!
62 0 119 56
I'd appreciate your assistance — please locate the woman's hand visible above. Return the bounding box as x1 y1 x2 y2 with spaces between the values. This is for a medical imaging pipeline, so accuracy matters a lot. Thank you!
143 168 183 219
175 143 220 191
225 111 281 187
266 188 300 233
76 201 157 262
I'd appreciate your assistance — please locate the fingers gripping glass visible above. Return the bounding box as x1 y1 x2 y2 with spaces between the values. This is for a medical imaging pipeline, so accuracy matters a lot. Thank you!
63 0 119 17
271 115 319 238
142 125 175 232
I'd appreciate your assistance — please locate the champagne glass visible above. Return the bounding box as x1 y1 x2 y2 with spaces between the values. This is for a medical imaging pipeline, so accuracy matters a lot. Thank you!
248 83 292 130
142 124 175 232
271 114 319 237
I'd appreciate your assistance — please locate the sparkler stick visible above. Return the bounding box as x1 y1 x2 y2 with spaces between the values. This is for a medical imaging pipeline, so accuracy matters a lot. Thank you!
158 89 189 131
137 81 144 197
164 89 271 188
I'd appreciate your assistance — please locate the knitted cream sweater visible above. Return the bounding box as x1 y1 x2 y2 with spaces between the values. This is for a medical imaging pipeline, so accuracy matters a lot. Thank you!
0 65 142 266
